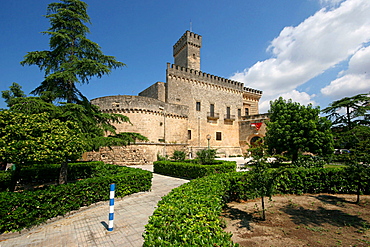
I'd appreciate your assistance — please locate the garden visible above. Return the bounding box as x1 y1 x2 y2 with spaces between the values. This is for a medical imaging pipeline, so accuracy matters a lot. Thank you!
0 161 152 233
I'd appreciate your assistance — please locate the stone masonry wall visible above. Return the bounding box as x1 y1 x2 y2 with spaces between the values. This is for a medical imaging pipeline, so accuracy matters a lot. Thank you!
84 143 188 166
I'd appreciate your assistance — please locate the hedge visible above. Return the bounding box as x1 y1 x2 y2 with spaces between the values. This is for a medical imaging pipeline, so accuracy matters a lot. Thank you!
0 162 152 233
153 160 237 179
143 173 241 246
143 167 370 246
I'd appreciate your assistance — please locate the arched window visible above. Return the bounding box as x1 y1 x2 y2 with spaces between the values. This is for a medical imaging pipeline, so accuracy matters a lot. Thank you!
250 136 261 146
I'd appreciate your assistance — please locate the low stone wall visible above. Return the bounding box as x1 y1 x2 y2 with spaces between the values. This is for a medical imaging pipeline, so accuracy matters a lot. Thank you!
83 143 188 166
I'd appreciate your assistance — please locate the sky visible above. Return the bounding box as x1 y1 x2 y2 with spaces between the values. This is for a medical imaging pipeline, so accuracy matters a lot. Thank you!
1 0 369 113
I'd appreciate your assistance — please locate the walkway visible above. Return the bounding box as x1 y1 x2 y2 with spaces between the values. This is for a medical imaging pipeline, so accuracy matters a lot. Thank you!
0 165 189 247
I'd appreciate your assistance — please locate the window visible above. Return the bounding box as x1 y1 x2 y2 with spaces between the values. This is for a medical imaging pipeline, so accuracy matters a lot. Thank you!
238 109 241 118
216 132 222 141
210 104 215 117
226 107 231 119
196 102 201 111
188 130 192 140
245 108 249 116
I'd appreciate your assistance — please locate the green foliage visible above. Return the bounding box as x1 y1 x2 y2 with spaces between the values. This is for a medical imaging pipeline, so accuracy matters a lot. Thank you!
170 150 186 161
143 173 240 246
1 82 26 108
292 155 325 168
8 96 147 153
322 93 370 130
0 111 86 165
154 160 236 179
156 153 169 161
196 148 217 165
0 171 12 191
344 154 370 203
144 166 370 246
0 162 152 233
20 0 125 103
266 97 334 161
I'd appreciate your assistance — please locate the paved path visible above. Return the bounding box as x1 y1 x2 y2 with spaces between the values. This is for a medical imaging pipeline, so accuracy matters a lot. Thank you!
0 165 188 247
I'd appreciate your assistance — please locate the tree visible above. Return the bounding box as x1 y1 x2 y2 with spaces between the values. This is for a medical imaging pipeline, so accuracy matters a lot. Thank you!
322 93 370 130
245 140 274 221
322 93 370 151
265 97 334 162
20 0 125 103
0 111 86 189
1 82 26 108
6 96 147 184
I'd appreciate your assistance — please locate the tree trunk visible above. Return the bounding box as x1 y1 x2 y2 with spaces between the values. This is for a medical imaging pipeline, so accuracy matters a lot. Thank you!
59 161 68 184
261 196 266 221
292 151 299 162
356 182 361 204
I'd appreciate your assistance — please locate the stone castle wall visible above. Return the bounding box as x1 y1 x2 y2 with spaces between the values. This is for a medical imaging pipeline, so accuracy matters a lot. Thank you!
84 143 188 166
138 81 166 102
91 95 189 144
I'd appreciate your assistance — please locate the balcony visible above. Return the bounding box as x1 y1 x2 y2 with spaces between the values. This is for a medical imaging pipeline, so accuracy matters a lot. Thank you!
207 112 219 120
224 114 236 121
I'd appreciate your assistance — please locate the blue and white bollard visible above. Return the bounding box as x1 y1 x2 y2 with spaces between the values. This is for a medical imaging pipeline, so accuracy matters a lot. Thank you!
108 183 115 231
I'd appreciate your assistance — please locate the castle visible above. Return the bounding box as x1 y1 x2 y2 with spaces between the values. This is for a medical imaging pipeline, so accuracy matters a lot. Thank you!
86 31 269 165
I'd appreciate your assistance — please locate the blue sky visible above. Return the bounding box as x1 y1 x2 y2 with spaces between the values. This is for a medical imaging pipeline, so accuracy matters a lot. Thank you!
1 0 369 112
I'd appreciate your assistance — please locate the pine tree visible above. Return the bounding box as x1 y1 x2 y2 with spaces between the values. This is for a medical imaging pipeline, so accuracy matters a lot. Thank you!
20 0 125 103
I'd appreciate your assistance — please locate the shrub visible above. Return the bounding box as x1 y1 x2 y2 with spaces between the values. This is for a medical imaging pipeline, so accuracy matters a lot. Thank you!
170 150 186 161
0 163 152 233
144 167 370 246
0 171 12 191
292 155 325 168
153 160 236 179
143 173 240 246
196 149 217 165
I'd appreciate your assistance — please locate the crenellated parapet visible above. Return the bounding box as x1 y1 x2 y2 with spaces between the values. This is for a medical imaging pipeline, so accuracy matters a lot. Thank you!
173 30 202 57
167 63 262 97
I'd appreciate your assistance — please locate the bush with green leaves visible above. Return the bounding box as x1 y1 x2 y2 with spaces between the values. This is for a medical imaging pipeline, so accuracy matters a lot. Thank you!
170 150 186 161
0 162 152 233
143 173 240 246
292 155 326 168
144 167 370 246
196 148 217 165
153 160 236 179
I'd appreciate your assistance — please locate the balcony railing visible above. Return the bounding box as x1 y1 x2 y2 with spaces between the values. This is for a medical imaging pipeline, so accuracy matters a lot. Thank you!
224 114 236 121
207 112 219 120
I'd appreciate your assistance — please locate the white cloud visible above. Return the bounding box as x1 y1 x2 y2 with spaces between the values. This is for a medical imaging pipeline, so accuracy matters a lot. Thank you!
231 0 370 112
319 0 346 8
259 90 317 113
321 45 370 98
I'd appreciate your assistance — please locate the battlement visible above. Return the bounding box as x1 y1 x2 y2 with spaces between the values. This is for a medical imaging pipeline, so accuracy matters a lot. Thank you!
167 63 263 95
173 30 202 56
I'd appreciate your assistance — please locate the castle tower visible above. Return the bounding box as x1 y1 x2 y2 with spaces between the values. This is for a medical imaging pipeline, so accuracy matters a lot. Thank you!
173 30 202 70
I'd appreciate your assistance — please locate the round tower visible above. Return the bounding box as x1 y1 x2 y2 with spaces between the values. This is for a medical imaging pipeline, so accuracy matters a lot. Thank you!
173 30 202 70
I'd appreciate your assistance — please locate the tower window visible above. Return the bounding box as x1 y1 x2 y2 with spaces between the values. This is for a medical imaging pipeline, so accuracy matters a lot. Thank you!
216 132 222 141
226 107 231 119
188 130 192 140
196 102 201 111
245 108 249 116
210 104 215 117
238 109 241 117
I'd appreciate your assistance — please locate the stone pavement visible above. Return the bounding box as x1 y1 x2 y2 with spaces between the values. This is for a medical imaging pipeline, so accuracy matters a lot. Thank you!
0 165 189 247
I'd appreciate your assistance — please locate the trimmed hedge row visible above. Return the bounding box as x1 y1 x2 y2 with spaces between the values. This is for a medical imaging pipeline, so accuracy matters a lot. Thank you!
0 163 152 233
144 167 370 246
143 173 241 246
230 167 370 201
153 160 237 179
0 162 110 192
